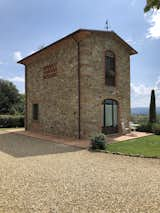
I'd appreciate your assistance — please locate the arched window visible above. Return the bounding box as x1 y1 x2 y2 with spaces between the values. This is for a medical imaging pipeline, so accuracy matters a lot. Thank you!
105 51 116 86
103 99 118 134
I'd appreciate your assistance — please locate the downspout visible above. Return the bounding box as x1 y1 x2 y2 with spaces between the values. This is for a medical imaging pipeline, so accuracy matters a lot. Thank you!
72 37 81 139
25 66 28 130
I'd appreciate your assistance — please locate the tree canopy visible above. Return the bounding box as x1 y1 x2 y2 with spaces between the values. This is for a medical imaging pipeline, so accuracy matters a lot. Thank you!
0 79 24 115
144 0 160 12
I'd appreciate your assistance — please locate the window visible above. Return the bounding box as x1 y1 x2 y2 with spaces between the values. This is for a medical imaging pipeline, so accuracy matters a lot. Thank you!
32 104 39 120
103 99 118 134
105 51 116 86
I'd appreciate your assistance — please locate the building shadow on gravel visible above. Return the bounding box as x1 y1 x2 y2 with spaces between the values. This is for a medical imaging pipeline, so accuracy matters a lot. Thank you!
0 133 81 158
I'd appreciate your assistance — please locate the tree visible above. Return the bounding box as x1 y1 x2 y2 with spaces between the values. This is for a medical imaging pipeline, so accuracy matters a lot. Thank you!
149 89 156 123
14 94 25 115
0 79 24 114
144 0 160 12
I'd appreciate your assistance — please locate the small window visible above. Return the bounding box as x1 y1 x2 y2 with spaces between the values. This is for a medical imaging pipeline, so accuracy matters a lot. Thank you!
105 51 116 86
32 104 39 120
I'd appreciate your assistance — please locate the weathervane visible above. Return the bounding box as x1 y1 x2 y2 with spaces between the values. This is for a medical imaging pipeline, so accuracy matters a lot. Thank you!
105 20 110 31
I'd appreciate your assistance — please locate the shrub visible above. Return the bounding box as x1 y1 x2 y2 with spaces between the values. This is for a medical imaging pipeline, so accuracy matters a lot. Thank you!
90 133 106 150
136 122 153 133
152 123 160 135
149 89 156 123
0 115 24 128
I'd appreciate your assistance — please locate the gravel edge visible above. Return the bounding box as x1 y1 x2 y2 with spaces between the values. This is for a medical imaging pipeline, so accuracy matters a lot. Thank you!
89 148 160 159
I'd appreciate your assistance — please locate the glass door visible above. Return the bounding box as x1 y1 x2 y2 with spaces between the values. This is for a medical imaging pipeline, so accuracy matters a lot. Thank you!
103 99 118 134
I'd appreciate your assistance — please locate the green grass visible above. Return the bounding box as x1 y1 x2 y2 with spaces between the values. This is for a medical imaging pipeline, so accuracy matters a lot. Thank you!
0 128 23 131
107 135 160 157
0 128 13 131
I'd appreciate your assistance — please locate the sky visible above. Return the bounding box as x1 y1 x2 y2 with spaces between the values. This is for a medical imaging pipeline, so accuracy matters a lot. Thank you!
0 0 160 108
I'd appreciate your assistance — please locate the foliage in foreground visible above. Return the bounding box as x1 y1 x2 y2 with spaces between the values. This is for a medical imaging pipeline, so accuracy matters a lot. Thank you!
152 123 160 135
0 115 24 128
144 0 160 12
137 122 153 133
131 114 160 135
90 133 106 150
136 122 160 135
107 135 160 157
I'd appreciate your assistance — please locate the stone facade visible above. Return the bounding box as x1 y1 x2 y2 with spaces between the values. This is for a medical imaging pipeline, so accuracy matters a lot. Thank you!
19 29 137 139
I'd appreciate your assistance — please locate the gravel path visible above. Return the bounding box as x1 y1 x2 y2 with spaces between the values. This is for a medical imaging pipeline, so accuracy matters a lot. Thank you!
0 133 160 212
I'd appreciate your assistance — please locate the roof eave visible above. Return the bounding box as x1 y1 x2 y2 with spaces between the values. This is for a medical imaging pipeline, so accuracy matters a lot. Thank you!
110 31 137 55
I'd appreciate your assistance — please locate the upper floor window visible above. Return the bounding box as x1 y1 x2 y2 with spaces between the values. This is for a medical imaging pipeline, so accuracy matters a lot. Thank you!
105 51 116 86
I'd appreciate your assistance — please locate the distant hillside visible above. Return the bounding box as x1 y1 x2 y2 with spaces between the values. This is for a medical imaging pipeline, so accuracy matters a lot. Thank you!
131 107 160 115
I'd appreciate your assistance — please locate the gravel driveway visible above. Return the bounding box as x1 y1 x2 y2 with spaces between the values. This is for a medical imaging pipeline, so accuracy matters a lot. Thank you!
0 133 160 213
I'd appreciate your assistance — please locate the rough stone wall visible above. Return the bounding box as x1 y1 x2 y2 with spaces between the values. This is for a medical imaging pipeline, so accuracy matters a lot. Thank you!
26 31 131 139
80 32 131 138
26 39 79 138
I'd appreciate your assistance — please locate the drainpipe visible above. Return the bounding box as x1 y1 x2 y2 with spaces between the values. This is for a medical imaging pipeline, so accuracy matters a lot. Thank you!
72 37 81 139
25 66 28 130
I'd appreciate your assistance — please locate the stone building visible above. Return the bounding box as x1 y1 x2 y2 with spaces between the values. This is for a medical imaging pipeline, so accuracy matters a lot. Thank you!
18 29 137 139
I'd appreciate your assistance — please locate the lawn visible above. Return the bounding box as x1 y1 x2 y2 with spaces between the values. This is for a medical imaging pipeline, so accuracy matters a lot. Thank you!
107 135 160 157
0 128 14 131
0 128 24 131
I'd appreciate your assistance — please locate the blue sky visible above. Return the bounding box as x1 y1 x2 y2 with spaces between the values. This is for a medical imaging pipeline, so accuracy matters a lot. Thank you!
0 0 160 107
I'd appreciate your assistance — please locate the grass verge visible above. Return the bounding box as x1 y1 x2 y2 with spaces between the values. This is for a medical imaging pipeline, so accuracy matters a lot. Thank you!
107 135 160 158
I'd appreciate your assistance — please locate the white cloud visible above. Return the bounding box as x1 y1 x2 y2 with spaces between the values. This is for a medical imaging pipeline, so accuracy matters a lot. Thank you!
146 10 160 39
131 83 152 96
126 38 136 45
131 77 160 107
28 50 36 55
29 51 35 55
125 37 144 47
155 76 160 89
0 60 3 65
13 51 22 61
8 76 24 83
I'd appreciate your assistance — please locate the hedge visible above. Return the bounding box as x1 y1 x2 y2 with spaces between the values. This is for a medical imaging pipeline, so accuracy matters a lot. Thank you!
0 115 24 128
136 122 153 133
152 123 160 135
136 122 160 135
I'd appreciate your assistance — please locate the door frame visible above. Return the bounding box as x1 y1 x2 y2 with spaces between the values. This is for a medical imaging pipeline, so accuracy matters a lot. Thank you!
102 99 119 134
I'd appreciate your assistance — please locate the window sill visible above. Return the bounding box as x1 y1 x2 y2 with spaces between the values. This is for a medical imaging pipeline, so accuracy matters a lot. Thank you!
32 120 39 123
102 126 118 135
105 84 116 88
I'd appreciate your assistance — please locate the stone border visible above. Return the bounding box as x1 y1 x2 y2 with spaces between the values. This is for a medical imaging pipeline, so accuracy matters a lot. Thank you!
89 148 160 159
